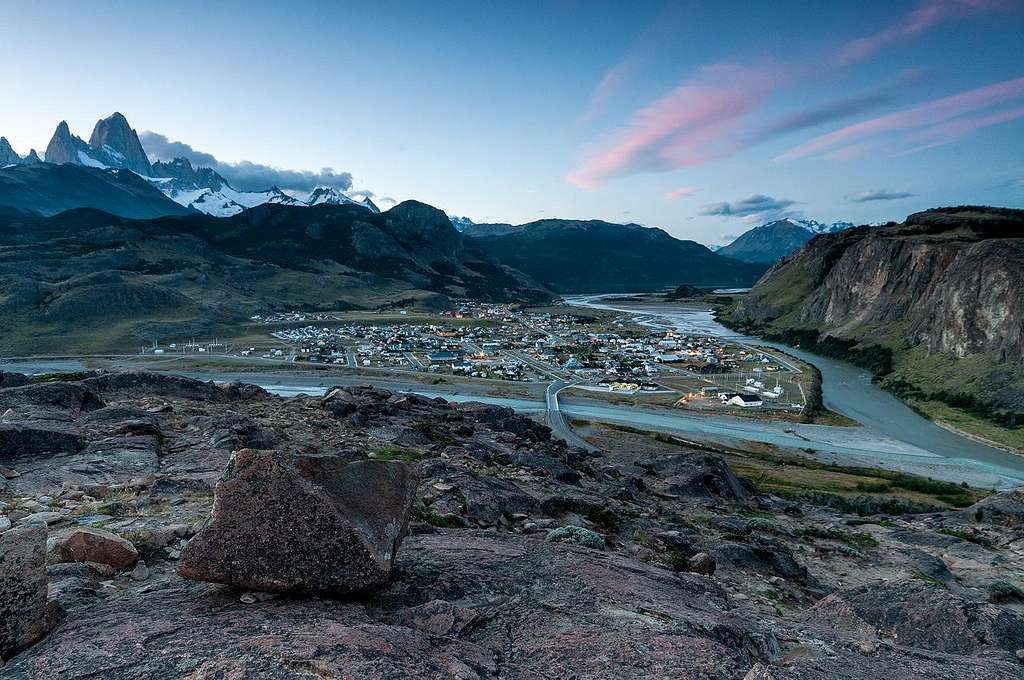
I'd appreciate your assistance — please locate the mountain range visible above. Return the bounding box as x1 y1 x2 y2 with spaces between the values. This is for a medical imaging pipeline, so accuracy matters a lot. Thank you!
2 113 379 218
464 219 767 292
718 218 858 263
0 201 548 352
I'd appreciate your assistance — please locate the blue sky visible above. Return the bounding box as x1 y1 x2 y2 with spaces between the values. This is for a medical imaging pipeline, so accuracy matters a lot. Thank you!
1 1 1022 244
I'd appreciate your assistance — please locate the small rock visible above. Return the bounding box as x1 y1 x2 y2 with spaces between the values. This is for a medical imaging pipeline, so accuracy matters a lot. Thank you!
0 516 11 532
85 561 115 578
130 563 150 581
8 509 28 523
687 552 717 576
19 511 64 526
0 464 20 479
59 527 139 570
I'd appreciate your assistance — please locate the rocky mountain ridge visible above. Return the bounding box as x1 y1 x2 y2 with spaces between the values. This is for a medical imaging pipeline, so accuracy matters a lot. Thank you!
724 206 1024 435
466 218 768 292
0 201 550 352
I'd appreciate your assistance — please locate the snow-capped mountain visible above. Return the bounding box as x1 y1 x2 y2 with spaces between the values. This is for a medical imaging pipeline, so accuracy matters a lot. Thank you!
448 215 474 232
23 113 380 218
718 218 857 263
784 218 856 234
146 157 303 217
44 114 153 176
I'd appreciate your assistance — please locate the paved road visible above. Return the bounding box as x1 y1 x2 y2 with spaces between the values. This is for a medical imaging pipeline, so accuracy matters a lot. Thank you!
546 380 600 451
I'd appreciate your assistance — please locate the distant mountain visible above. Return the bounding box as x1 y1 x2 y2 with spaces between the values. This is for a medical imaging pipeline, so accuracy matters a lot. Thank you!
0 163 192 218
466 219 767 292
718 220 816 263
0 138 22 166
718 217 857 263
448 215 474 232
44 114 153 176
0 201 550 352
88 112 153 176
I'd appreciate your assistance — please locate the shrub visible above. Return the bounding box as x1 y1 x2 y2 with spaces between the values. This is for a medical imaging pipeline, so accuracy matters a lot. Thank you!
546 525 605 550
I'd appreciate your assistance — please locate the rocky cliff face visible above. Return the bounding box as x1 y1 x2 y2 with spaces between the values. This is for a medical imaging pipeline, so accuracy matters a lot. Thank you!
0 138 22 166
87 113 153 177
727 206 1024 430
732 208 1024 364
43 122 89 165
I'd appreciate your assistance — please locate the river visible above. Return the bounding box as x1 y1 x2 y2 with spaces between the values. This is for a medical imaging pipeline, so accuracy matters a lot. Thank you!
565 294 1024 488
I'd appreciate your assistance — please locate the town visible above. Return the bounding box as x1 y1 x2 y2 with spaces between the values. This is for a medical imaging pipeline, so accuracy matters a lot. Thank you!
238 303 809 414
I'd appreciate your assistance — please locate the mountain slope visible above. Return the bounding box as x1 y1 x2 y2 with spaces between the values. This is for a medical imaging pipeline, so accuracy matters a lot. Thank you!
719 218 857 263
722 206 1024 446
0 201 550 352
466 219 767 292
0 163 192 218
718 219 816 263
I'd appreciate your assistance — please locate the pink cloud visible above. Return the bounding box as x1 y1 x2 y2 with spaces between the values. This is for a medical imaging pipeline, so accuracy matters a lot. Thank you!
567 1 1012 187
665 186 699 200
776 76 1024 161
568 65 777 188
898 104 1024 153
836 0 1006 65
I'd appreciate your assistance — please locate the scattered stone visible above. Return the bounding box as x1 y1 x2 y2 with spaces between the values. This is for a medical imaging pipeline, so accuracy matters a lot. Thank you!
0 524 50 658
546 525 605 549
687 552 717 576
130 562 150 583
0 516 10 533
178 449 418 594
58 528 139 570
0 464 19 479
18 512 63 527
392 599 479 637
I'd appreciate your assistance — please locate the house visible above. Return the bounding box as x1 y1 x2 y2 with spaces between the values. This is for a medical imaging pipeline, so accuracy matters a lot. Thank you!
428 350 463 363
729 394 763 408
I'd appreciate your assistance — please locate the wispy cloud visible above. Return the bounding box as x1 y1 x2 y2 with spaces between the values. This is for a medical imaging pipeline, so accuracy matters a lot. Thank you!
699 194 799 224
665 186 699 201
836 0 1006 65
576 4 690 125
568 64 776 188
846 189 915 202
141 131 354 192
568 1 1008 188
776 76 1024 161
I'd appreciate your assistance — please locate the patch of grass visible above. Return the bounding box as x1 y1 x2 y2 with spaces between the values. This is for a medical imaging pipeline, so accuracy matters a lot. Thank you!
797 526 879 548
912 570 946 586
412 507 467 528
939 528 994 549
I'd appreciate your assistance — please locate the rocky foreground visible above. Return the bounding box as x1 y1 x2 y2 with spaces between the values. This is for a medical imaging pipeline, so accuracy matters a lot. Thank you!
2 371 1024 678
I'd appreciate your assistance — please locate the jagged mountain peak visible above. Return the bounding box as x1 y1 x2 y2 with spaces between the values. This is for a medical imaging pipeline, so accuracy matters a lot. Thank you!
0 137 20 166
88 112 153 176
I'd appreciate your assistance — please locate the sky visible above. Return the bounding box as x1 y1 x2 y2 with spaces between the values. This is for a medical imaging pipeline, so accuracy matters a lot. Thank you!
1 0 1022 245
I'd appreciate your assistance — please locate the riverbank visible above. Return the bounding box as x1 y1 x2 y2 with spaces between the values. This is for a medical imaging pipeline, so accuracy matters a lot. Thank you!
564 294 1024 488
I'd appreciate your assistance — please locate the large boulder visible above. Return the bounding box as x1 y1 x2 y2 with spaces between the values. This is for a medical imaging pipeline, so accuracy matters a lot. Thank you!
803 580 1024 657
178 449 418 594
0 422 85 461
58 528 139 570
0 382 104 415
1 524 50 659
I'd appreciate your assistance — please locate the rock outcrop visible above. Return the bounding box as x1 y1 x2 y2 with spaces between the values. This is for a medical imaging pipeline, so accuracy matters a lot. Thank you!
178 450 418 594
58 528 139 570
0 524 51 659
